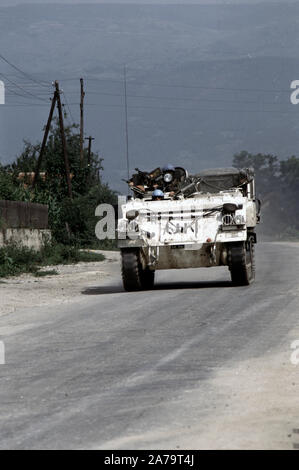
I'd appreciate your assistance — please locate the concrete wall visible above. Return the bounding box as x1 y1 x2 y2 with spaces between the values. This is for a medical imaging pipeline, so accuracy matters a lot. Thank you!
0 228 51 250
0 201 51 250
0 200 48 229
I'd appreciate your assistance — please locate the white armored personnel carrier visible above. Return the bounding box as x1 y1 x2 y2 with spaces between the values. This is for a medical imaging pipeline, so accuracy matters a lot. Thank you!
118 166 260 291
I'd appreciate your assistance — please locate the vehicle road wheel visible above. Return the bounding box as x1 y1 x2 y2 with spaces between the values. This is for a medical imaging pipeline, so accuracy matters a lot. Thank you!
229 239 255 286
121 249 155 291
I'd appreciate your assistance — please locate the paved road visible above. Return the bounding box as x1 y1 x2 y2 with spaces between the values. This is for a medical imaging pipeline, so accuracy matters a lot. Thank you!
0 242 299 449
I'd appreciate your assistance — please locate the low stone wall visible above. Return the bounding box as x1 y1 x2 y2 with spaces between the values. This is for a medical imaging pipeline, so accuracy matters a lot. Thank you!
0 228 51 250
0 200 48 229
0 201 51 250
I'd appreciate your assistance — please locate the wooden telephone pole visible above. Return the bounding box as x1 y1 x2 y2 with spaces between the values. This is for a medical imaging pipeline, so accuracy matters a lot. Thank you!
55 80 72 199
124 65 130 182
32 91 58 188
85 136 95 182
32 81 73 198
80 78 85 166
85 135 95 168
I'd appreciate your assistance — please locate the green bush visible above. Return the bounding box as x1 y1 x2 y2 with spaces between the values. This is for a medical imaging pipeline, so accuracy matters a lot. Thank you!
0 243 105 278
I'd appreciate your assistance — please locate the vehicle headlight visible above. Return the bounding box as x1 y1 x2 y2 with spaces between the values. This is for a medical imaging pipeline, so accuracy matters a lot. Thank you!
234 214 245 225
128 220 139 232
126 209 139 220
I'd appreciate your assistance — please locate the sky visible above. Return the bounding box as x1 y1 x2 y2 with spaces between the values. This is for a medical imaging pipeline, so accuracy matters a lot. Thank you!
0 0 298 191
0 0 295 5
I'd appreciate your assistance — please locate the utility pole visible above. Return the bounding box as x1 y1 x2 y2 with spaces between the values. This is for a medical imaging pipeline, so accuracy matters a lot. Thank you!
124 65 130 182
55 80 72 199
85 136 95 168
32 90 58 188
80 78 85 166
85 136 95 182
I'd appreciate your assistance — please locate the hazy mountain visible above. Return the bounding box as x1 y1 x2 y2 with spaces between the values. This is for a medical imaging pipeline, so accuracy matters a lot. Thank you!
0 2 298 192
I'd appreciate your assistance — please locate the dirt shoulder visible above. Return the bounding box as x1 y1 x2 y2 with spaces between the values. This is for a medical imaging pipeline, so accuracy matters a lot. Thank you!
0 250 120 317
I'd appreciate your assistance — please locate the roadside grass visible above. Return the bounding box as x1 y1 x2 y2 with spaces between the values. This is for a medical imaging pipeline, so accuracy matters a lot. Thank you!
33 269 59 277
0 243 105 278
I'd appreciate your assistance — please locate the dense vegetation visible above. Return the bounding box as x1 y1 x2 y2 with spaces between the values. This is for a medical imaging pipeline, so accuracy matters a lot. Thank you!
233 151 299 239
0 243 105 278
0 117 117 248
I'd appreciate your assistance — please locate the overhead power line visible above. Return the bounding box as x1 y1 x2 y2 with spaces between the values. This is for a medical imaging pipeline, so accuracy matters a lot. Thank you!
0 71 49 102
131 81 292 94
3 101 299 117
3 85 291 108
61 90 76 125
0 52 50 88
61 90 290 107
30 74 295 95
56 76 294 94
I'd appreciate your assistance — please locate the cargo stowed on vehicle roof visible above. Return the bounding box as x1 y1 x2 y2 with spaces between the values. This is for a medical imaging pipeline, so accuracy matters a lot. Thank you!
118 166 260 291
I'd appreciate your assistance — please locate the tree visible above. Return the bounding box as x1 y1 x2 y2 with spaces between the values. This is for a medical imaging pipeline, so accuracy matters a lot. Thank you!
233 151 299 239
233 151 280 196
5 118 103 200
1 116 117 246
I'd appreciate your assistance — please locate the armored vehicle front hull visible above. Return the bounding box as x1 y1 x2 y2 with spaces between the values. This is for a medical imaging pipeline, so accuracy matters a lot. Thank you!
118 168 259 290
